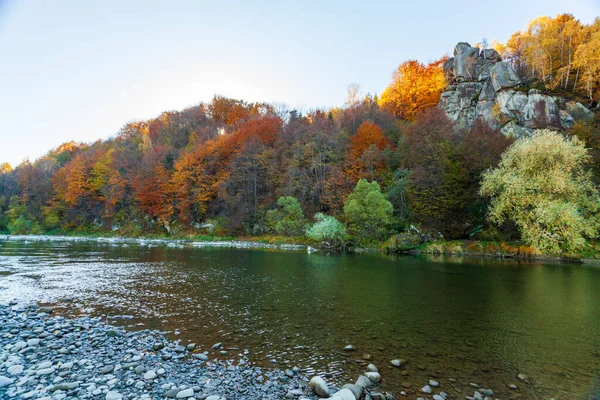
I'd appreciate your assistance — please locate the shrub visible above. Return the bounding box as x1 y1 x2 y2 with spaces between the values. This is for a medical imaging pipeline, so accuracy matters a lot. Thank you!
481 130 600 255
343 179 393 240
266 196 307 237
7 215 42 235
305 213 347 247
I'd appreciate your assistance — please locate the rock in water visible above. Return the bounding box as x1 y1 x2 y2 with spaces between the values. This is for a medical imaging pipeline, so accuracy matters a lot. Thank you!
390 359 405 368
309 376 330 397
364 371 381 383
422 384 432 394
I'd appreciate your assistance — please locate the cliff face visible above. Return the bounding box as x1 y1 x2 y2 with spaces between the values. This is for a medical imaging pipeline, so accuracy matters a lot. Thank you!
438 42 593 137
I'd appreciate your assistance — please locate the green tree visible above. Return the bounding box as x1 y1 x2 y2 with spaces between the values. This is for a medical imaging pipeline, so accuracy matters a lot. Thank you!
305 213 347 247
480 129 600 255
266 196 307 236
343 179 393 240
7 215 42 235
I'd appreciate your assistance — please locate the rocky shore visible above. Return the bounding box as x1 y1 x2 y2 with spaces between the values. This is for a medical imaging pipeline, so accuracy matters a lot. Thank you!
0 302 401 400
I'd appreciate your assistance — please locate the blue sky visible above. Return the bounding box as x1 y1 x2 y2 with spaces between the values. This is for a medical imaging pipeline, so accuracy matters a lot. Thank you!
0 0 599 166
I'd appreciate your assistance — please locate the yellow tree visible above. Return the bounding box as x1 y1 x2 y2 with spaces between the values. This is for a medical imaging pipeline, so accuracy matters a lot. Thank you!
573 18 600 101
379 58 447 122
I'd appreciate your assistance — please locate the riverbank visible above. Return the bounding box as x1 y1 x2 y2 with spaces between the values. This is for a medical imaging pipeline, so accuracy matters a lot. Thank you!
2 232 599 264
408 240 600 264
0 303 404 400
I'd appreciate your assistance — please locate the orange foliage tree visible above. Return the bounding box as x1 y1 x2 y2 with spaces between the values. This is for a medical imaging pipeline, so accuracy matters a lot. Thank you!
379 58 448 122
345 121 390 182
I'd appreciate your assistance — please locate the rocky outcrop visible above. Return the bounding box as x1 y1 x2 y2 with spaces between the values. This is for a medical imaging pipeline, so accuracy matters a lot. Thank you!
438 42 593 137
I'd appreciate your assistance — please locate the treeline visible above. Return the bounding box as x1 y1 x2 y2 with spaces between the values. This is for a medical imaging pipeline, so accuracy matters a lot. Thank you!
494 14 600 102
0 14 599 250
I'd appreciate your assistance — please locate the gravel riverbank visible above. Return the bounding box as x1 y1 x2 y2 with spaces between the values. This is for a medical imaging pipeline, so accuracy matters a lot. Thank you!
0 303 397 400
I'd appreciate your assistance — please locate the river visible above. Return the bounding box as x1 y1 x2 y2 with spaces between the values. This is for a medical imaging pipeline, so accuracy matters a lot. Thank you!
0 236 598 399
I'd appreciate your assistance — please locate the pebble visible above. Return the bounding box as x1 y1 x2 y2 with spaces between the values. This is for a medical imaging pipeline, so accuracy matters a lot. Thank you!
176 388 194 398
421 384 432 394
144 370 157 380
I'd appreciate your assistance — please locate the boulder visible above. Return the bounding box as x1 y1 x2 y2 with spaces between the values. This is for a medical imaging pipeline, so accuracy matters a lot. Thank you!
443 58 455 85
309 376 330 398
454 43 480 81
489 62 521 91
342 384 362 399
331 388 356 400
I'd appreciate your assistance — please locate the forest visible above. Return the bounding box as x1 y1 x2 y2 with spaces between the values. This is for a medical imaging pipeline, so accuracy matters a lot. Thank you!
1 14 600 256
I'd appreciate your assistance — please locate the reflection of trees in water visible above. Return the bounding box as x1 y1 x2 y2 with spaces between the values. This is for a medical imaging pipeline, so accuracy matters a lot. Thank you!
1 239 599 398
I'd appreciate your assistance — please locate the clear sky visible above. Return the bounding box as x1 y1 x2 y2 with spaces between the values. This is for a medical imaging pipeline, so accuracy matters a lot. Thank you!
1 0 599 166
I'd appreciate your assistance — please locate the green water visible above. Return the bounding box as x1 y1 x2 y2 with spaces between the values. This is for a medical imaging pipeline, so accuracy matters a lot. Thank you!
0 237 599 399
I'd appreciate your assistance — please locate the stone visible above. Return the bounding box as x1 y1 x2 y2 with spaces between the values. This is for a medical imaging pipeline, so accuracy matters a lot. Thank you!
7 365 24 375
144 370 157 380
0 375 15 388
36 367 55 375
479 388 494 396
429 379 439 387
106 329 122 338
332 388 356 400
343 344 356 351
105 392 123 400
211 342 222 350
518 373 530 383
342 384 362 399
176 388 194 398
390 359 405 368
364 371 381 383
367 363 378 372
489 62 521 91
309 376 330 398
99 365 114 374
454 42 480 81
355 375 373 389
421 385 432 394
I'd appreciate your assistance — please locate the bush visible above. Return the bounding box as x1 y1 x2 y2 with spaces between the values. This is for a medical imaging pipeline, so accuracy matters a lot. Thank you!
343 179 393 240
305 213 347 247
481 129 600 255
383 232 421 252
7 215 42 235
266 196 307 236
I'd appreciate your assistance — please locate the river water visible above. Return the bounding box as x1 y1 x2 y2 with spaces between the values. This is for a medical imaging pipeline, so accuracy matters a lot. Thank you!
0 236 599 399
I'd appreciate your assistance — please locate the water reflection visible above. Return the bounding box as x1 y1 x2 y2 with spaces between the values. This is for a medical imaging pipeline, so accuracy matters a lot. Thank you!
0 238 599 399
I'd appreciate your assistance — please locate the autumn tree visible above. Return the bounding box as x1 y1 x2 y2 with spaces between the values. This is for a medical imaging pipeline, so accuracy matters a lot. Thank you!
379 58 448 122
481 130 600 254
401 108 469 237
345 121 391 182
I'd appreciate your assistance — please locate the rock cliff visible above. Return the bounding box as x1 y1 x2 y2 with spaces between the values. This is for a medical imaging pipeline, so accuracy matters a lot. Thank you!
438 42 593 137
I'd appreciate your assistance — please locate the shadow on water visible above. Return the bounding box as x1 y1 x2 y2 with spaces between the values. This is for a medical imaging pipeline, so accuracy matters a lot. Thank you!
0 238 599 399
